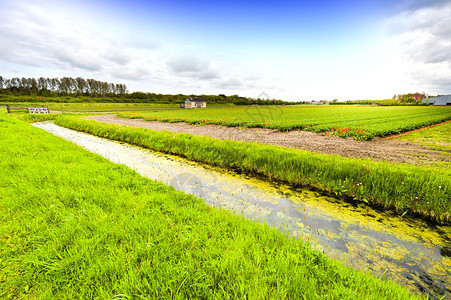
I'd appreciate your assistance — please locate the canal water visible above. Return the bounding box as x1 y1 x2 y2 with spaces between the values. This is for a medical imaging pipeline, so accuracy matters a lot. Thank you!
34 122 450 299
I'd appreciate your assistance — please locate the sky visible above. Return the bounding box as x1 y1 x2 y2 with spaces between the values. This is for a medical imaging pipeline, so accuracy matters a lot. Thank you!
0 0 450 101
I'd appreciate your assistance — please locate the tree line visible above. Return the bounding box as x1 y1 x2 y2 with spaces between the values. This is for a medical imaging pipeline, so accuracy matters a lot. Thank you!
0 76 127 97
126 92 288 105
0 75 293 105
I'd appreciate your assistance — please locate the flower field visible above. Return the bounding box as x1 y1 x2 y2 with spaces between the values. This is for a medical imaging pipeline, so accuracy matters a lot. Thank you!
118 106 451 140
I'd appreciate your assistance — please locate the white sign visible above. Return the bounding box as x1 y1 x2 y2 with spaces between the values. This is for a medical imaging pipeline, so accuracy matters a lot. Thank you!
28 107 49 114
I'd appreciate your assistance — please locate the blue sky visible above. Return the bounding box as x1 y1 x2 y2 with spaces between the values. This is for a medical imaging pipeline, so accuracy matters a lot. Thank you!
1 0 450 100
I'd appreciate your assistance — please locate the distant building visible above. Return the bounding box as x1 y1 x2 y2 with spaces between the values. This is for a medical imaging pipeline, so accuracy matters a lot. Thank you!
185 97 206 108
411 93 426 101
394 93 426 102
423 95 451 106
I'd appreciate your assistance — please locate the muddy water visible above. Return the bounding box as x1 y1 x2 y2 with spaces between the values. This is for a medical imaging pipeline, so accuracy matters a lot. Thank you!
34 122 450 299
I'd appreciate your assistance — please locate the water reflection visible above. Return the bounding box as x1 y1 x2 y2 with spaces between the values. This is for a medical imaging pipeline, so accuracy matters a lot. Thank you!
34 122 451 299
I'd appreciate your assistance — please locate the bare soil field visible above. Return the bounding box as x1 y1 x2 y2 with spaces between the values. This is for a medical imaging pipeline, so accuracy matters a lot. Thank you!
85 114 450 166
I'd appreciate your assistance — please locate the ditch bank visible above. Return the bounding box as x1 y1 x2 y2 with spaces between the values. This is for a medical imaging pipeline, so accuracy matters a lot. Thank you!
34 121 451 299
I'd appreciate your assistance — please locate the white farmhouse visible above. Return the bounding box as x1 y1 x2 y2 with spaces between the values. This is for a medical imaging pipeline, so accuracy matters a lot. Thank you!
184 97 206 108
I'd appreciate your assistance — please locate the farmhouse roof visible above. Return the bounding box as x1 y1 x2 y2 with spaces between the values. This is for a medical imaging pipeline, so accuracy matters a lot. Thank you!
423 95 451 105
187 97 206 102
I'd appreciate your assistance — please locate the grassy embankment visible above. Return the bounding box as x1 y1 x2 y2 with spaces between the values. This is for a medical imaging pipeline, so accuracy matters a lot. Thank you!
0 114 418 298
118 106 451 140
54 115 451 224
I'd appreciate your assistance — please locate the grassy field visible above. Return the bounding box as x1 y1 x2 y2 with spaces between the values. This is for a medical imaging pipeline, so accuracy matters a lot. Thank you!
398 121 451 153
118 106 451 140
397 121 451 170
0 102 179 112
54 115 451 224
0 114 418 299
1 102 239 113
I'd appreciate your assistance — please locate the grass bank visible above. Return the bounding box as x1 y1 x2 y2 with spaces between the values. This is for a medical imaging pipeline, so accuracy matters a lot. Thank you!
54 115 451 224
0 115 417 298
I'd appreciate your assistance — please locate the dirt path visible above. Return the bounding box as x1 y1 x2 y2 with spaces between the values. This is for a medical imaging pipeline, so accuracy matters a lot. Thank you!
84 114 450 166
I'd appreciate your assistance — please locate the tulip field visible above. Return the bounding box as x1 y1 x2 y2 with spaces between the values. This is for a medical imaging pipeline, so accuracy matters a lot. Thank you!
118 105 451 140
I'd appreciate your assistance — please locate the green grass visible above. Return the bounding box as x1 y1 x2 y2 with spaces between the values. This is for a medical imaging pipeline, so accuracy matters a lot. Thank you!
54 115 451 224
398 121 451 170
1 102 179 112
398 121 451 153
118 106 451 140
0 115 418 299
1 102 238 113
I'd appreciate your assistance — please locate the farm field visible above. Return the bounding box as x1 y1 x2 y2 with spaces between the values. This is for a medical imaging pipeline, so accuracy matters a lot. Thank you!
86 113 451 169
54 115 451 224
118 106 451 140
0 114 417 299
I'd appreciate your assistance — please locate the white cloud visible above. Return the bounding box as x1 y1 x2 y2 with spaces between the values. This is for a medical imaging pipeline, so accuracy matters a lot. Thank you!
0 1 165 86
385 1 451 94
104 48 133 65
216 77 243 89
167 52 221 80
53 47 103 71
395 0 451 12
111 65 150 81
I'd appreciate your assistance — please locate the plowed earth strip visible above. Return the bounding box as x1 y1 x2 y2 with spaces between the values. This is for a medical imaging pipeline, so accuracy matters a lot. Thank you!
85 114 450 167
